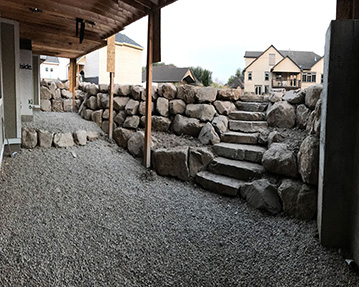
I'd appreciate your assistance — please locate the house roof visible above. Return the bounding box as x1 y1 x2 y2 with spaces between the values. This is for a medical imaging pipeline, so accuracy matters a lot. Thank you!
115 33 143 49
43 56 60 64
228 75 244 89
243 45 283 72
244 46 322 70
142 65 194 83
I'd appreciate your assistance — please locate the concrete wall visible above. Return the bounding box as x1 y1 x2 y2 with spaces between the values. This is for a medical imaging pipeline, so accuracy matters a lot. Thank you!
19 47 33 121
84 49 100 80
318 20 359 264
32 55 40 107
244 46 283 94
1 19 21 149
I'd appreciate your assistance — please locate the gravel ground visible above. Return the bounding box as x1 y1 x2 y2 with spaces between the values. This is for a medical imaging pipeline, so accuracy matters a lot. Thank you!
0 140 358 286
22 112 103 134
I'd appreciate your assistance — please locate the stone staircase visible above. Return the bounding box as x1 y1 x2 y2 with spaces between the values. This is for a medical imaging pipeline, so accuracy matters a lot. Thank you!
196 100 270 196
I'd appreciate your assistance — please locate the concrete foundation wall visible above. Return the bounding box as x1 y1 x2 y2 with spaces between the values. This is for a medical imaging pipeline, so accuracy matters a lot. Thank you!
20 47 33 121
318 20 359 263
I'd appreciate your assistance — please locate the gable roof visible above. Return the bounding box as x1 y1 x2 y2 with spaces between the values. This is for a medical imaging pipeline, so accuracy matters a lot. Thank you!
43 56 60 64
243 45 283 72
244 46 322 71
142 65 195 83
228 75 244 89
271 56 302 72
115 33 143 49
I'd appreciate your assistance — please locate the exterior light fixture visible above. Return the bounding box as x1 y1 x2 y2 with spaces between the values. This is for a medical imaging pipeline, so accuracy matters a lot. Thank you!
29 7 43 13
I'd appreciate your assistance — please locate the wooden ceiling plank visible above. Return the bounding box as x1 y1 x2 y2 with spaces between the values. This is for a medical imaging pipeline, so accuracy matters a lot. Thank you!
119 0 149 13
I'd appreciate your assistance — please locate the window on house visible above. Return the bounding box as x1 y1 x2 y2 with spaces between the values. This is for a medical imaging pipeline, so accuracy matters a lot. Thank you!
269 54 275 66
45 67 48 72
255 85 262 95
50 68 53 72
312 74 316 83
264 85 269 94
265 72 269 81
321 74 324 84
248 71 252 81
303 72 317 83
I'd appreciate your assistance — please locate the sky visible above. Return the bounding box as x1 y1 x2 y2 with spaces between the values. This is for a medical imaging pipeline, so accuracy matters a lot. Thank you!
123 0 337 83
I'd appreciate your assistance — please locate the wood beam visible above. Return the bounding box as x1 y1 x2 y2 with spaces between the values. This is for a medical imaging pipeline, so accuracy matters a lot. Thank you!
69 59 77 108
153 8 161 63
337 0 359 19
144 10 154 168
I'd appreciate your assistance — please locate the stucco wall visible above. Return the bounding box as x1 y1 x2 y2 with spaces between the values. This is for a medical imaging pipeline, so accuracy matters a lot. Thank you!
84 49 100 80
272 58 301 73
302 58 324 89
19 49 33 120
244 47 283 94
40 63 59 80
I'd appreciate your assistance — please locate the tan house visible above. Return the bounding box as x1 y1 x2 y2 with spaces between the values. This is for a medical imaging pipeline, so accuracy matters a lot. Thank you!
243 45 324 94
79 33 143 85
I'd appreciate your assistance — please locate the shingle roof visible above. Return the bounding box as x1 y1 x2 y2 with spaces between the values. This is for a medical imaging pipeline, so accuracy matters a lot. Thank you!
115 33 143 49
244 51 262 58
244 47 322 70
228 76 244 89
44 56 59 64
142 65 194 83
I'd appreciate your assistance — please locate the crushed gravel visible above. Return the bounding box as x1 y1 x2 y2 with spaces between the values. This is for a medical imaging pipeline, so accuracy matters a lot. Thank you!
22 111 103 134
0 139 358 286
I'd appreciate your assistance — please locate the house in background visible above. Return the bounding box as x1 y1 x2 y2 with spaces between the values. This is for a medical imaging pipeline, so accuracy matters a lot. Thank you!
40 56 60 80
80 33 143 85
243 45 324 94
142 65 197 85
227 75 245 95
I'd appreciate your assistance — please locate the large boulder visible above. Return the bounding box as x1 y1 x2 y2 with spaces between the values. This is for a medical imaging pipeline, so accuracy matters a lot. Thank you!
195 87 217 103
87 131 99 142
113 127 134 148
172 114 203 137
40 99 52 112
118 84 131 96
217 89 240 101
63 99 73 112
298 135 319 185
213 101 236 115
158 83 177 100
53 89 61 99
127 131 156 158
73 130 87 146
86 96 98 110
198 123 220 145
152 116 171 132
212 115 228 135
278 179 317 220
262 143 298 177
21 127 37 149
156 97 169 117
91 110 103 127
185 104 216 122
87 84 98 96
169 99 186 115
142 86 158 101
53 133 74 148
177 85 197 104
306 99 322 135
267 101 296 128
83 109 93 121
240 179 282 215
305 84 322 109
131 85 143 100
296 104 311 129
269 92 284 103
267 131 285 146
51 99 63 112
188 147 215 178
98 93 109 109
114 110 127 126
125 99 140 115
113 97 129 111
283 89 305 104
99 84 109 93
152 147 190 181
101 121 116 134
37 129 53 148
40 86 52 100
61 89 72 99
123 115 140 129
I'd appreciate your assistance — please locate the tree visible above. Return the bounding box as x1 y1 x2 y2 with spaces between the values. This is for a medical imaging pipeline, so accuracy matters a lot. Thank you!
191 66 213 87
227 67 243 85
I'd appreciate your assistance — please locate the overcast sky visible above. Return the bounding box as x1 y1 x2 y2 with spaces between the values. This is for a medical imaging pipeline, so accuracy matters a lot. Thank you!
124 0 337 83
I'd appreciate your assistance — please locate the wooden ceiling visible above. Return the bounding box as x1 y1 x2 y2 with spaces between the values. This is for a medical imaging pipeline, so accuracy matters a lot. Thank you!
0 0 177 58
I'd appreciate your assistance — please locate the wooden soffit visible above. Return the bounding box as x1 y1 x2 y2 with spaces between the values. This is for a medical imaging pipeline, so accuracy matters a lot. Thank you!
0 0 177 58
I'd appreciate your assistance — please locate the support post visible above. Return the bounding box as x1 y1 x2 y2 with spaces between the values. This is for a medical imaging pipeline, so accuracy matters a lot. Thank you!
69 58 76 108
336 0 359 19
144 11 154 168
108 72 114 139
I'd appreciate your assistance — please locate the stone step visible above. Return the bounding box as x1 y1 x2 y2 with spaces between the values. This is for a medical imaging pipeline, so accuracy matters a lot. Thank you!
235 101 268 112
229 111 266 121
213 142 267 163
209 157 265 180
239 94 270 103
228 120 268 133
195 171 244 197
221 131 258 145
